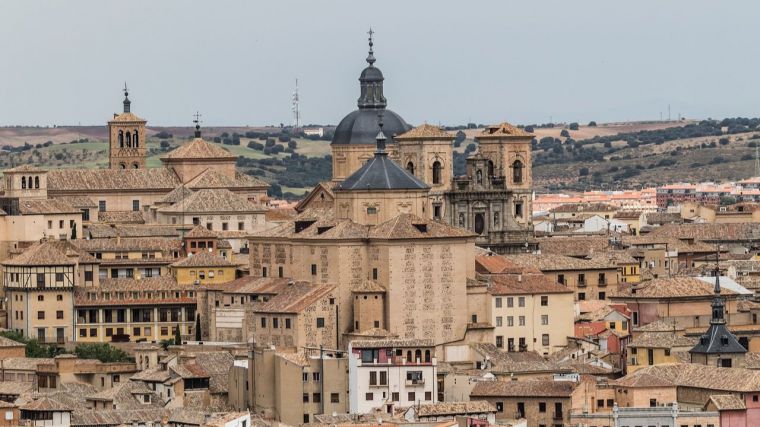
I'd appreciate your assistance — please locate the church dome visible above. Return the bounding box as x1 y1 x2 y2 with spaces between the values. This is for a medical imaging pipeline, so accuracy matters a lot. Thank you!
332 108 410 146
331 31 411 146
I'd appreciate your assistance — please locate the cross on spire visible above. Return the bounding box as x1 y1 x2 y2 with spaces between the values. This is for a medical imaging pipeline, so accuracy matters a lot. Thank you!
122 82 131 113
193 111 202 138
366 27 376 66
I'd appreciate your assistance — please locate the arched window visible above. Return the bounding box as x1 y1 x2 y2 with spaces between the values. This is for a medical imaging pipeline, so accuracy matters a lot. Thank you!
21 176 26 189
406 350 412 362
476 170 483 185
424 350 431 363
118 130 124 148
487 160 494 177
125 132 132 148
132 163 139 169
432 161 441 184
133 131 139 148
406 162 415 176
493 212 500 227
119 163 126 169
414 349 422 363
34 176 40 189
513 160 523 184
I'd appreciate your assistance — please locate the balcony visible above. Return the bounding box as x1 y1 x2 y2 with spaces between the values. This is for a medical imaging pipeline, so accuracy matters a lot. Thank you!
553 412 564 420
577 281 587 288
405 379 425 387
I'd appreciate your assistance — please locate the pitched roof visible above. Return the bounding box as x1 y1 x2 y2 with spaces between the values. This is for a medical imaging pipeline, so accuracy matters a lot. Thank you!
369 214 475 239
648 222 760 241
170 251 235 268
3 164 46 173
470 379 575 397
707 394 746 411
335 153 429 191
395 124 453 140
537 237 610 258
628 332 696 349
612 277 738 299
255 282 335 314
157 185 194 205
72 237 181 253
0 335 27 348
185 169 268 189
161 138 237 160
17 198 79 215
185 224 218 238
97 210 145 224
3 240 96 266
472 344 561 373
414 401 496 417
19 396 72 412
550 202 617 213
505 253 615 272
477 122 532 138
615 363 760 392
109 111 145 123
476 254 540 274
488 274 572 295
53 195 97 208
47 168 180 192
86 224 181 239
158 188 262 213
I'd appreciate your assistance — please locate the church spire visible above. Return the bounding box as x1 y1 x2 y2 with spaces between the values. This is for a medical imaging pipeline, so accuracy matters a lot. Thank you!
375 112 387 154
711 251 725 324
357 28 387 110
122 82 131 113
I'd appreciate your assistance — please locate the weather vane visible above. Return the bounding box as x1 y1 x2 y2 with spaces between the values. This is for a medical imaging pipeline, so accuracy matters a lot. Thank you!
193 111 202 126
123 82 128 97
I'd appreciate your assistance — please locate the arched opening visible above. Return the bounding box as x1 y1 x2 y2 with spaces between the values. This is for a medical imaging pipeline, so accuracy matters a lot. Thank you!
125 132 132 148
132 163 139 169
474 213 485 234
34 176 40 189
119 163 126 169
513 160 523 184
21 177 26 189
487 160 494 177
476 170 482 185
133 131 139 148
493 212 500 227
424 350 431 363
432 161 441 184
406 350 412 362
118 130 124 148
406 162 415 176
458 213 465 227
414 349 422 363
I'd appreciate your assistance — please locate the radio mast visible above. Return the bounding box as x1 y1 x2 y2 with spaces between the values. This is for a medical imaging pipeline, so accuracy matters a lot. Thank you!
292 79 300 131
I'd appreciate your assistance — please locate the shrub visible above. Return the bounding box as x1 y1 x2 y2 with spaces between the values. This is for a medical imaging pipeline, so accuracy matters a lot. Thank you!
560 129 570 138
247 141 263 150
588 121 597 127
719 138 730 146
569 122 579 131
579 167 589 176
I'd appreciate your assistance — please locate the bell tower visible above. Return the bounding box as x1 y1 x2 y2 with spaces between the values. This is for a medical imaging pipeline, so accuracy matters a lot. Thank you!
109 84 147 169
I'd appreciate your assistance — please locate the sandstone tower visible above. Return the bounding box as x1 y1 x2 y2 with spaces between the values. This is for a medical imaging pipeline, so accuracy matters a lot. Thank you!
108 85 147 169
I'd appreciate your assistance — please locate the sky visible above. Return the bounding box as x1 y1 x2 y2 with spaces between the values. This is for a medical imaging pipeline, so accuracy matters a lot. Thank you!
0 1 758 127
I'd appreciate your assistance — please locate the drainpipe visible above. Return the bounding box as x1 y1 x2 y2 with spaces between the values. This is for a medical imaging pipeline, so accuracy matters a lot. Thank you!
320 345 325 416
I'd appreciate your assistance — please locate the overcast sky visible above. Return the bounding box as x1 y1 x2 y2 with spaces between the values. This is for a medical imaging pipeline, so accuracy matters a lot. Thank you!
0 1 758 127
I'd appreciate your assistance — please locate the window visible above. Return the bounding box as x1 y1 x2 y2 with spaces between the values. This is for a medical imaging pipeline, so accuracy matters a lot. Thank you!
84 271 93 281
408 392 415 402
312 393 321 403
496 316 502 327
578 273 586 285
132 200 140 211
578 292 586 301
262 267 267 277
206 223 212 230
331 393 340 403
79 329 86 338
432 161 442 184
303 393 309 403
311 264 317 275
519 316 525 326
302 373 308 383
507 316 514 327
272 318 279 329
495 402 504 412
38 295 44 302
610 322 616 330
59 220 64 229
539 402 546 412
99 201 106 212
316 317 325 328
541 315 548 325
597 399 604 408
56 311 63 319
365 392 373 401
495 297 502 308
425 391 432 401
392 392 399 402
665 348 671 356
367 207 377 215
55 273 64 282
518 296 525 307
557 274 565 285
369 371 377 386
312 372 320 382
541 295 548 306
260 318 267 328
37 311 45 320
90 328 97 337
515 202 523 218
507 297 514 307
380 371 387 385
285 318 291 329
542 334 550 346
222 222 229 231
512 160 523 183
106 328 114 337
599 292 606 300
496 336 503 348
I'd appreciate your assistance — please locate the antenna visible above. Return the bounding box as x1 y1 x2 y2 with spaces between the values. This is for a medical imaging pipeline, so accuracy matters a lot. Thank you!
754 145 759 178
291 79 300 131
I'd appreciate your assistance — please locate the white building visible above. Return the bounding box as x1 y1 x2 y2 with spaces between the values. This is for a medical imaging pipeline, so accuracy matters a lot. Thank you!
348 339 437 414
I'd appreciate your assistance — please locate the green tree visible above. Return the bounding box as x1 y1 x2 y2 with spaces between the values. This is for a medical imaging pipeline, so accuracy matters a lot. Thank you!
579 167 589 177
569 122 579 130
74 343 130 363
174 325 182 345
588 121 597 127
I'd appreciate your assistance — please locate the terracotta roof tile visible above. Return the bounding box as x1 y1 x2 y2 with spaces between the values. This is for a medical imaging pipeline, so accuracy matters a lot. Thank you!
612 277 737 299
415 401 496 417
48 168 180 192
628 332 696 348
109 112 145 123
97 210 145 224
537 237 610 258
53 195 97 208
185 169 268 189
708 394 746 411
472 344 561 373
158 188 263 213
505 253 616 272
470 379 575 397
161 138 237 160
17 199 79 215
255 282 335 314
351 339 435 349
488 274 572 295
477 122 532 138
3 240 95 266
185 224 218 238
615 363 760 392
171 251 235 268
550 202 617 213
86 224 181 239
73 237 181 252
395 124 453 140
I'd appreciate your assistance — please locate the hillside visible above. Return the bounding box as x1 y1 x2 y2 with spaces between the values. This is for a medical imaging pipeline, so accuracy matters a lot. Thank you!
1 119 758 198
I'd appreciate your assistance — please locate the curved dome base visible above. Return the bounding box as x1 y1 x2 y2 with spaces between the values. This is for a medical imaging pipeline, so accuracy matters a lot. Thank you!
331 108 411 146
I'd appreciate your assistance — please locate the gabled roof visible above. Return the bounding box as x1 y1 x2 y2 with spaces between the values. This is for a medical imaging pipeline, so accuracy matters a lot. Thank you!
255 282 335 314
470 379 575 397
369 214 475 239
185 224 218 239
612 277 739 299
185 168 268 189
488 274 572 295
109 111 145 123
335 153 429 191
707 394 746 411
48 168 180 192
3 240 96 266
157 185 194 205
161 138 237 160
4 164 46 173
17 199 79 215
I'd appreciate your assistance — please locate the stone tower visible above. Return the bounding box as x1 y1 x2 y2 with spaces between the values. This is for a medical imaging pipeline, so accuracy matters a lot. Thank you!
108 85 147 169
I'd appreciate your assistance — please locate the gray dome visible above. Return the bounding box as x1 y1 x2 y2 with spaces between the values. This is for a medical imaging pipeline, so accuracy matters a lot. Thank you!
332 108 411 146
360 66 384 81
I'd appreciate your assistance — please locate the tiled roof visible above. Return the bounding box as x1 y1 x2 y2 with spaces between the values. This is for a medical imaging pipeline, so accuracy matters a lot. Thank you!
47 168 180 192
171 251 235 268
255 282 335 314
369 214 475 239
470 379 575 397
0 335 26 348
3 164 46 173
612 277 737 299
157 185 193 205
351 279 386 293
86 224 180 239
74 277 195 306
109 112 145 123
537 237 610 258
0 381 33 395
158 188 263 213
488 274 572 295
476 254 540 275
643 212 683 225
707 394 746 411
73 237 181 252
550 202 617 213
505 253 615 272
265 208 298 222
472 344 561 373
185 169 268 189
277 351 311 367
72 409 167 427
395 124 453 140
628 332 696 348
161 138 237 160
53 195 97 208
130 367 172 383
615 363 760 392
648 222 760 241
0 358 55 371
614 210 644 219
477 122 532 138
3 240 95 266
185 224 218 238
415 401 496 417
98 210 145 224
17 198 79 215
351 339 435 349
19 396 72 412
633 319 683 333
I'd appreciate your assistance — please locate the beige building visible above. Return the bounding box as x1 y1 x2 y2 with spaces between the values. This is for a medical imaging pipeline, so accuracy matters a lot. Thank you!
470 379 576 425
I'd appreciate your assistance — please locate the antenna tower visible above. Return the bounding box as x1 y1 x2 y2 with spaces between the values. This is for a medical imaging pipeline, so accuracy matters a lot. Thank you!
755 144 760 178
292 79 300 131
